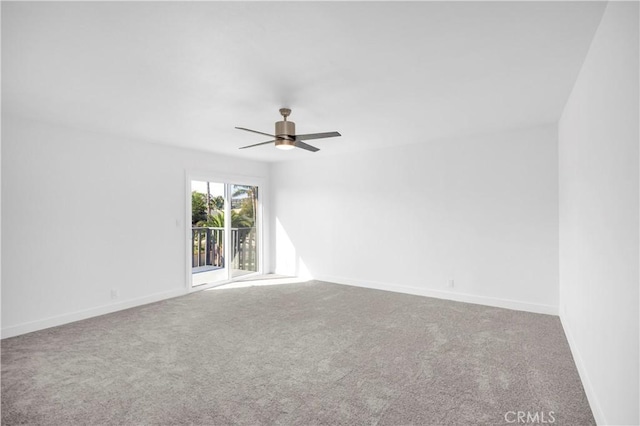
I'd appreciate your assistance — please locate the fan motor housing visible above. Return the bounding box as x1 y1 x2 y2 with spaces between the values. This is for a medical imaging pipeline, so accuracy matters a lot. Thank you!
275 120 295 139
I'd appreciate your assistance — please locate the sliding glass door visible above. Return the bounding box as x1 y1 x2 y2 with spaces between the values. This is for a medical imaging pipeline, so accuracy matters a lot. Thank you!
190 179 260 287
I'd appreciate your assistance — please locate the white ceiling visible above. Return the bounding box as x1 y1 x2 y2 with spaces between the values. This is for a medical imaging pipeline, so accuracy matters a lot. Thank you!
2 1 606 162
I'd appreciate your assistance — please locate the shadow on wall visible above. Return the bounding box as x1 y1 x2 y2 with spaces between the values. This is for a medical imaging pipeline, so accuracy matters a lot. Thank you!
275 218 311 279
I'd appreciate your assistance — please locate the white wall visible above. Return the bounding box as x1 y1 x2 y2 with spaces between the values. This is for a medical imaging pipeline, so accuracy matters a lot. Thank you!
558 2 639 425
1 115 269 338
271 124 559 314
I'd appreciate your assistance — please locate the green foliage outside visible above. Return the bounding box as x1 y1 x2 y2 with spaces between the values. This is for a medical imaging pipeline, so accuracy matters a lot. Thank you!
192 189 256 228
210 195 224 210
233 185 257 221
192 192 226 225
191 191 208 224
198 211 253 228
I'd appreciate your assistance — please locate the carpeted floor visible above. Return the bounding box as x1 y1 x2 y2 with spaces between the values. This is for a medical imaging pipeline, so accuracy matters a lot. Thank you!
1 280 594 425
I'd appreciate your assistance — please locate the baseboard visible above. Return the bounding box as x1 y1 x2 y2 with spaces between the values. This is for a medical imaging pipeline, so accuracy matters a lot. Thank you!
1 288 187 339
559 313 606 425
314 275 559 316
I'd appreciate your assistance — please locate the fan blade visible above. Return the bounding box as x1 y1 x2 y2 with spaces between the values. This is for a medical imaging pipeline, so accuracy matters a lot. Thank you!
294 140 320 152
235 127 277 138
239 140 277 149
294 131 341 141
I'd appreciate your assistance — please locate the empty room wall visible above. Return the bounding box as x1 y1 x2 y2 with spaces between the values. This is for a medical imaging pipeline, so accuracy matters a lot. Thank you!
558 2 639 425
1 115 269 338
271 124 559 314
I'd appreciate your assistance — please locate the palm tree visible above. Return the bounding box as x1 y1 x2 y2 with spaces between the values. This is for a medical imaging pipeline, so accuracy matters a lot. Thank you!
232 185 258 226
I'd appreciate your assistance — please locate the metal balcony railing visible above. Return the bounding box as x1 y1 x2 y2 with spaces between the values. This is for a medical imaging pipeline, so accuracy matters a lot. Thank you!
191 227 257 272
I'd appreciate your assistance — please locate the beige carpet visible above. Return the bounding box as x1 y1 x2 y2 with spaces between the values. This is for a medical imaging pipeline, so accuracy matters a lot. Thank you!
1 280 593 425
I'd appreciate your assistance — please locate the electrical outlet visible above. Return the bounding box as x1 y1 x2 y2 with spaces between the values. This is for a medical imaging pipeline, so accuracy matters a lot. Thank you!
110 289 119 300
448 279 454 288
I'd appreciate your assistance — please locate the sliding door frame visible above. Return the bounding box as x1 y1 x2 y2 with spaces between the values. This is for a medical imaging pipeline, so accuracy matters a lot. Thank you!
185 170 265 292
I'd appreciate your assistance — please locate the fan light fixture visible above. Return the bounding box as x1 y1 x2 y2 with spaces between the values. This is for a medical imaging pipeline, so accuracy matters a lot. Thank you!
275 139 295 150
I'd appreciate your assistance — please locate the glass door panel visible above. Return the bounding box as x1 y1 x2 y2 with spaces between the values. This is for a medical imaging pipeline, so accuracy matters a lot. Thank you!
230 184 259 278
191 180 227 286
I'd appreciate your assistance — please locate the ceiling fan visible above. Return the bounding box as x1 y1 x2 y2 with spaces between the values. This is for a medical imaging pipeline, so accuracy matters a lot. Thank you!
236 108 341 152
